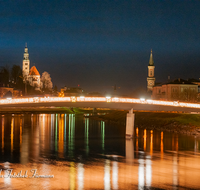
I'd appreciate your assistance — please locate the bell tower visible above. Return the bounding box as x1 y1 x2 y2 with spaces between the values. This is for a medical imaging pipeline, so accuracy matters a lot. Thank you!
147 49 155 91
22 43 30 81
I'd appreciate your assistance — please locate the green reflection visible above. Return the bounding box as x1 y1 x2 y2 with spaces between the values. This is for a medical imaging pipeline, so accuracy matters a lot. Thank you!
101 121 105 152
85 118 89 155
68 114 75 158
64 114 67 154
64 114 67 142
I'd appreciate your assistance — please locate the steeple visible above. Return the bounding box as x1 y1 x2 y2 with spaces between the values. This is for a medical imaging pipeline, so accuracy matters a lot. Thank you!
22 44 30 81
147 49 155 91
149 49 154 66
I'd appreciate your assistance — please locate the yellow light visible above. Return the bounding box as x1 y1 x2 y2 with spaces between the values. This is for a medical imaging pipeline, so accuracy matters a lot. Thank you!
0 97 200 110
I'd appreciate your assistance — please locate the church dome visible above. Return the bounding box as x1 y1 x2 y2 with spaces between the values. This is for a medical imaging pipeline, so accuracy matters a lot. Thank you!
29 66 40 76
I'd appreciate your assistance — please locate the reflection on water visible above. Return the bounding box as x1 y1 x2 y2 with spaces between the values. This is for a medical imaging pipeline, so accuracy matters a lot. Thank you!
0 114 200 189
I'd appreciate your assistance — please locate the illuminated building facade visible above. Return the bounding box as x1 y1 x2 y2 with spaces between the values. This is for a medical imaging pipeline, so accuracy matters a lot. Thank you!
152 78 198 101
22 44 41 90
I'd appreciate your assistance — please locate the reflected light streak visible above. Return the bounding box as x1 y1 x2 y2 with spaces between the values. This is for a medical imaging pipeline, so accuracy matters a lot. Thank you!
173 153 178 188
55 114 58 152
150 130 153 156
2 116 4 153
85 118 89 155
112 161 118 190
70 162 76 190
40 114 45 151
146 156 151 187
68 114 75 158
161 132 163 159
194 139 198 152
101 121 105 151
144 129 146 151
20 118 22 145
64 114 67 142
136 127 138 137
77 163 84 190
104 159 110 190
176 135 179 152
58 114 64 157
11 117 14 154
64 114 67 154
136 128 138 157
138 159 144 189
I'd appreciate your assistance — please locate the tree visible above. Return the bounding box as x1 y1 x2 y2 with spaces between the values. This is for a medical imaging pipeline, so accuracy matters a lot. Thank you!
0 66 10 85
11 65 22 84
41 71 53 91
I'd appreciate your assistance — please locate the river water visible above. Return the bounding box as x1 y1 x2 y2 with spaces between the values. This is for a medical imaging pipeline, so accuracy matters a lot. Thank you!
0 113 199 189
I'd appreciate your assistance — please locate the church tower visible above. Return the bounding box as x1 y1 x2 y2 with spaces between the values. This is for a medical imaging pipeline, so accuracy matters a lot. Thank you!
147 50 155 91
22 43 30 81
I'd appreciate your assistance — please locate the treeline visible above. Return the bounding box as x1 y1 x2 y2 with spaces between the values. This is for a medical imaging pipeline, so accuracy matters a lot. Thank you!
0 65 40 95
0 65 24 90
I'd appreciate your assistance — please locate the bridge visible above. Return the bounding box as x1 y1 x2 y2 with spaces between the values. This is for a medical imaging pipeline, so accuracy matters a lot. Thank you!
1 96 200 138
1 96 200 112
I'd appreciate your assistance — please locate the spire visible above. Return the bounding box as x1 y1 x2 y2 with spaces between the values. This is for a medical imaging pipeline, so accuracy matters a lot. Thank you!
149 49 154 66
24 43 28 53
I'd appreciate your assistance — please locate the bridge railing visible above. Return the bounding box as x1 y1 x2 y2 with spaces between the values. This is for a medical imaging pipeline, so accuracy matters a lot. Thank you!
1 96 200 109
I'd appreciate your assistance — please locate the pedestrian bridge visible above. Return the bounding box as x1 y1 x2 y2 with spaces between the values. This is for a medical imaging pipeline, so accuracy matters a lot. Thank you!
2 96 200 138
1 96 200 112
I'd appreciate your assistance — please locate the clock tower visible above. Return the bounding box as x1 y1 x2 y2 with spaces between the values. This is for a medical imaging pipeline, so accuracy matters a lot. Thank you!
22 43 30 81
147 50 155 91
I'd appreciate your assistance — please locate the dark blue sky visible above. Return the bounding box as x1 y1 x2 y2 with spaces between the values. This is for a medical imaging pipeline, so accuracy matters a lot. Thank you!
0 0 200 95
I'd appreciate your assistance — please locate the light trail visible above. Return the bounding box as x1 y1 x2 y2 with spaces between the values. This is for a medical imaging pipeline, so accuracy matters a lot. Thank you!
0 96 200 110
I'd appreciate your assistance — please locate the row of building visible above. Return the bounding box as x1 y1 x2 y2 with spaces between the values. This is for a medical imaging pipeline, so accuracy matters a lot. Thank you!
147 51 200 102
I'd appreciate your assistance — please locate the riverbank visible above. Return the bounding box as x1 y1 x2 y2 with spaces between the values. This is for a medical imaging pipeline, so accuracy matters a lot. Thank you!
0 107 109 114
88 111 200 137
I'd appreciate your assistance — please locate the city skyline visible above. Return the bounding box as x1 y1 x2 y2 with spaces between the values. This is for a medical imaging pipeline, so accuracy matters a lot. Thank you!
0 1 200 95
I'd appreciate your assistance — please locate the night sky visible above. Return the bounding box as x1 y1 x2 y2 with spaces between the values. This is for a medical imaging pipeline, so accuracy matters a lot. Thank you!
0 0 200 95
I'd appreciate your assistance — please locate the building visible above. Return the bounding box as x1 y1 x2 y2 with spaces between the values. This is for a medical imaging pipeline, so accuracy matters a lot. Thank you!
152 78 198 102
0 86 22 98
147 50 155 91
59 87 84 97
22 44 41 90
28 66 41 90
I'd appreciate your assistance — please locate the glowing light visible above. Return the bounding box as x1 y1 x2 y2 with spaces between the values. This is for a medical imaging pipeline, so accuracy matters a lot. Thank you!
71 96 76 102
0 96 200 111
140 98 145 102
